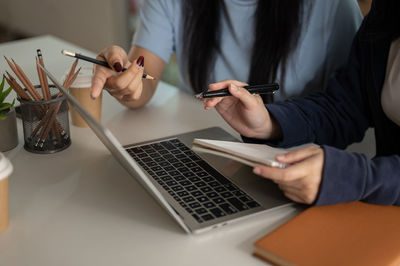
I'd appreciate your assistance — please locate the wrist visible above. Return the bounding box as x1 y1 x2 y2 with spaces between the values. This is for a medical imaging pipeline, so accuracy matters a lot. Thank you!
250 109 283 141
267 114 283 141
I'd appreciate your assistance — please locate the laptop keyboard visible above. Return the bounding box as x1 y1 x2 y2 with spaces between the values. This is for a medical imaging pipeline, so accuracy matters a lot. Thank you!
126 138 260 223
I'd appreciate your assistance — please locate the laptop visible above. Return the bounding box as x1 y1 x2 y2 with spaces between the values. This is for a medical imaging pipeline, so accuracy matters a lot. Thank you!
41 66 292 234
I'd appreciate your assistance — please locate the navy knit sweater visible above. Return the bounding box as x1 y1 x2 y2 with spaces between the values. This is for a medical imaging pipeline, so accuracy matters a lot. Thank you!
245 1 400 205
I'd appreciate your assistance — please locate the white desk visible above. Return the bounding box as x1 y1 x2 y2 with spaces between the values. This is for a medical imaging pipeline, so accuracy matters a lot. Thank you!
0 36 302 266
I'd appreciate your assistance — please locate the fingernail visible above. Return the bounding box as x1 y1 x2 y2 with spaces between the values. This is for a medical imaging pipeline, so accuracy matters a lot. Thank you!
90 94 96 100
253 167 261 175
113 62 123 72
136 56 144 67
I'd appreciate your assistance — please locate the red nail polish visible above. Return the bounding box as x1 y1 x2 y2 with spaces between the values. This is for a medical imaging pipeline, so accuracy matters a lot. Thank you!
136 56 144 67
113 62 123 72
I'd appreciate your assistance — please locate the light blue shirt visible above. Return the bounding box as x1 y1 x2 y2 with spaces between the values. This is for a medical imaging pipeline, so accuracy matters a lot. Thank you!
133 0 362 101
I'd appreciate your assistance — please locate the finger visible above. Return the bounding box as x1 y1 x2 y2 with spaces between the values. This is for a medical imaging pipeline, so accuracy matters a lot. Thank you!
208 80 248 91
227 83 259 109
110 62 143 101
121 93 137 102
91 65 113 99
253 163 308 183
276 146 321 164
203 80 249 109
203 97 225 110
102 61 131 94
108 61 143 92
278 184 304 201
130 78 143 100
101 45 129 71
253 165 285 182
107 89 125 99
283 191 305 204
278 182 302 192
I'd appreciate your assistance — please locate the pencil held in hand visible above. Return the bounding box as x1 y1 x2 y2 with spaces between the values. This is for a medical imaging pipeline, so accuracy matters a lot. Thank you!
61 50 155 80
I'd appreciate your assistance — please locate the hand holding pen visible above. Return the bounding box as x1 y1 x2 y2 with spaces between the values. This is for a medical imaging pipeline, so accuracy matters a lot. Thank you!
201 80 282 140
68 46 156 102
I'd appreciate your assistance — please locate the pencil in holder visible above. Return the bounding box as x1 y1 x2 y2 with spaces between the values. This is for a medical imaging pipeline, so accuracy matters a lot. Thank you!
18 85 71 154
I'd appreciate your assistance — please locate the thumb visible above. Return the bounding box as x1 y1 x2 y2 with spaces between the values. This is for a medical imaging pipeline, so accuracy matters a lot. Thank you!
102 46 128 72
91 65 112 99
276 146 320 164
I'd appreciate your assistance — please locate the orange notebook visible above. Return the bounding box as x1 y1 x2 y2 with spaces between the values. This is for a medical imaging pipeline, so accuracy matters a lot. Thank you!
254 202 400 266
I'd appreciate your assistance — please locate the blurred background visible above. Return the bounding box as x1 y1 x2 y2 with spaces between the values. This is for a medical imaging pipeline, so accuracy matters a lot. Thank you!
0 0 371 87
0 0 179 86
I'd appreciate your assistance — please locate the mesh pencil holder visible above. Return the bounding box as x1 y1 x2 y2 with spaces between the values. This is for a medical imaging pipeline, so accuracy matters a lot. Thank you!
18 85 71 154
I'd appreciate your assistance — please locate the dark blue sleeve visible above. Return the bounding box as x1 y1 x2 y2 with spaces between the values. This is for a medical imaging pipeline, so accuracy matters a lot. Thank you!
316 146 400 205
250 24 371 149
242 18 400 205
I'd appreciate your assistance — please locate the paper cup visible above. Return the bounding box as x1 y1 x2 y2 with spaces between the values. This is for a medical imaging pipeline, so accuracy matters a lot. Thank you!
0 153 13 233
67 67 102 127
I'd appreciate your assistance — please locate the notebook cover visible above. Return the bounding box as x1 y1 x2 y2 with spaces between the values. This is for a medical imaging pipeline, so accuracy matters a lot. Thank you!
192 139 315 168
192 144 285 168
253 201 400 266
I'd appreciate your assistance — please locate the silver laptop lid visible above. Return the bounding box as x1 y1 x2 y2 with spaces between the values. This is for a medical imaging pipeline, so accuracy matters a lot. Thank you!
39 64 191 233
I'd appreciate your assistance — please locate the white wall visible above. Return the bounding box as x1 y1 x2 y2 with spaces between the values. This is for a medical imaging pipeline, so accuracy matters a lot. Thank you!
0 0 130 53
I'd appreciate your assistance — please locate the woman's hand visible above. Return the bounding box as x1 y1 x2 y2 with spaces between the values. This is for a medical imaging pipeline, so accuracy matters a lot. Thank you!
202 80 281 140
91 45 144 102
253 146 324 204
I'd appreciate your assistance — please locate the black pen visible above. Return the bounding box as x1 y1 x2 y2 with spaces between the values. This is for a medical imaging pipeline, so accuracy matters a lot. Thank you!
61 50 155 80
195 83 279 98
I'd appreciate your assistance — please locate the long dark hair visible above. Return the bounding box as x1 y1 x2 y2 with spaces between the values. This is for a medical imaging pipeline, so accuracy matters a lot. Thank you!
182 0 306 96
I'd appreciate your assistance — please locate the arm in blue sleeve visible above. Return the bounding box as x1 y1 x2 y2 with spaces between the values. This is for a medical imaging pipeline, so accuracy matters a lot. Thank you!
132 0 176 63
315 146 400 206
